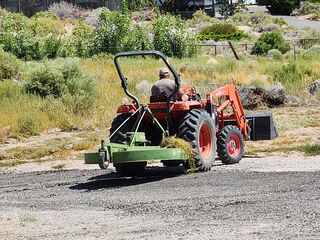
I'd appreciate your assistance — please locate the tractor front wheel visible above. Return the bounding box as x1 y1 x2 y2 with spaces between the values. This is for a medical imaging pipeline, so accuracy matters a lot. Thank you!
178 109 216 171
217 125 244 164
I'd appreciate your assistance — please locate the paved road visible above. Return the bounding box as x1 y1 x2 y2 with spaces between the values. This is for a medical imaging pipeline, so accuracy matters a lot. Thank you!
275 15 320 30
0 162 320 240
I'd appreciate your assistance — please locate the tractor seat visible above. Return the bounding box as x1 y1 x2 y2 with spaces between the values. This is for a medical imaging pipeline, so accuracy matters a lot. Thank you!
150 95 168 103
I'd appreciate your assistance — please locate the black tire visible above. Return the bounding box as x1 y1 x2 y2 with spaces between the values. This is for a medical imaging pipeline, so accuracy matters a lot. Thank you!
98 151 109 169
162 160 182 167
109 113 136 144
115 162 147 176
217 125 244 164
110 114 146 175
178 109 216 171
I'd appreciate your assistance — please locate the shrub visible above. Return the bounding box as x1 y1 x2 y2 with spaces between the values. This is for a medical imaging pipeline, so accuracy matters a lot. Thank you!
273 62 312 85
152 14 197 58
93 9 131 55
269 0 300 15
188 10 222 27
0 48 21 80
228 12 250 25
30 13 66 35
0 12 58 60
267 49 282 60
48 1 83 19
17 116 38 137
122 25 153 51
24 59 98 115
44 35 61 59
32 11 59 20
251 31 290 55
198 23 250 41
129 0 155 11
73 20 95 58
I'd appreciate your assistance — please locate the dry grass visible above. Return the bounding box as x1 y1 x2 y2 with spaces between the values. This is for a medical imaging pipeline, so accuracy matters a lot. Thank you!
245 106 320 156
1 53 320 165
161 136 196 170
72 141 96 151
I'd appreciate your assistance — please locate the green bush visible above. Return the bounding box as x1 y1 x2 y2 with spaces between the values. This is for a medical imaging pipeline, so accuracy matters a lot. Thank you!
269 0 300 15
122 25 153 51
0 12 63 60
0 48 21 80
24 59 98 115
17 116 38 137
251 31 290 55
267 49 282 60
73 20 95 58
188 10 222 27
94 9 131 55
273 62 313 85
32 11 59 20
227 12 250 25
152 14 197 58
198 23 250 41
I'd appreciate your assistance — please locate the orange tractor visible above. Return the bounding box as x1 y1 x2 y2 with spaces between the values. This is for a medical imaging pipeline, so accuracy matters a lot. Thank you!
84 50 277 174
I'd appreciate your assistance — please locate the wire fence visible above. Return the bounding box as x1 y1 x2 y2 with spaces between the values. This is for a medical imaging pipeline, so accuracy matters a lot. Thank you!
197 37 320 59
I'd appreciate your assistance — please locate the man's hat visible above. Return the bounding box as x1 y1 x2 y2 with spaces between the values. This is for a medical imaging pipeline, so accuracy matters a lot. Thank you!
159 68 169 76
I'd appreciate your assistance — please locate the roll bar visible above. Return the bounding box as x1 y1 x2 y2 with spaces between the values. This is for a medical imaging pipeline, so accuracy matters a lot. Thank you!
114 50 181 110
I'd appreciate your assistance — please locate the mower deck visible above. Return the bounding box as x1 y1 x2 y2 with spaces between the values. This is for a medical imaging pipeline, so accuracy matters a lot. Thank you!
84 144 186 165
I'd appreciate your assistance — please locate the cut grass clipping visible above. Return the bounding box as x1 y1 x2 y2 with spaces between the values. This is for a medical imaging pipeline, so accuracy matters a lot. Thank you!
161 137 197 172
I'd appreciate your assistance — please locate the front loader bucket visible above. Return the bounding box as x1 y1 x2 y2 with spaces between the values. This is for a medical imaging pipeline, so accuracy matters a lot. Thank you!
246 112 278 141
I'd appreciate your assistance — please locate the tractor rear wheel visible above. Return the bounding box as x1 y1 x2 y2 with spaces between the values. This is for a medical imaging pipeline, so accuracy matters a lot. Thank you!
217 125 244 164
178 109 216 171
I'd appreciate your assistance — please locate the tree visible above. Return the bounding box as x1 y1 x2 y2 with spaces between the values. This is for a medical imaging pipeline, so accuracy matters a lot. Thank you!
268 0 300 15
216 0 245 19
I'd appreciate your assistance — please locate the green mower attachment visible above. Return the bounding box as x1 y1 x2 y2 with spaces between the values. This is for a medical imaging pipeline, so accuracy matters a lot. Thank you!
84 132 187 168
84 104 189 170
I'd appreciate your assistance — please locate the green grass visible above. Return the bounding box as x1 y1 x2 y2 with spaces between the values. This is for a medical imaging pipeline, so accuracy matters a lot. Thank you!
248 143 320 156
296 144 320 156
0 160 27 168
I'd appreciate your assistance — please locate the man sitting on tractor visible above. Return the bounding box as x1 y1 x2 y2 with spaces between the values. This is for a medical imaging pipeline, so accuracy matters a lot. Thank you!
151 68 176 97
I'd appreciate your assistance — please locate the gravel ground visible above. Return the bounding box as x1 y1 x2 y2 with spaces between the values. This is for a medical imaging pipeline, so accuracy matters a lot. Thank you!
0 155 320 240
274 16 320 30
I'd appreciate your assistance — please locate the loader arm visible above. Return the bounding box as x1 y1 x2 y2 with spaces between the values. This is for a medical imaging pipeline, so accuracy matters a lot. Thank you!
209 84 249 140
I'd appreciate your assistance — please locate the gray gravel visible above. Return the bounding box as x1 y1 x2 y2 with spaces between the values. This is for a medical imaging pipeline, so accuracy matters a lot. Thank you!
0 164 320 240
275 16 320 30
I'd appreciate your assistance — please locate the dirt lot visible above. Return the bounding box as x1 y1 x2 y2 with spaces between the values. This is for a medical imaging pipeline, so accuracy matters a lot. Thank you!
0 154 320 240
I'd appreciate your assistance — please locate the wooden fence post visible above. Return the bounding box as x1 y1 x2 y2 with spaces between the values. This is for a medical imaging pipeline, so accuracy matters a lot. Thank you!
228 41 240 60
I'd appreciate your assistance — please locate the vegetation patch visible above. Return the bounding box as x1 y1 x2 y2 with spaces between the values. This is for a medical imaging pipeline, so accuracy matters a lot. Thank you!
296 144 320 156
52 163 66 170
198 23 250 41
251 31 290 55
